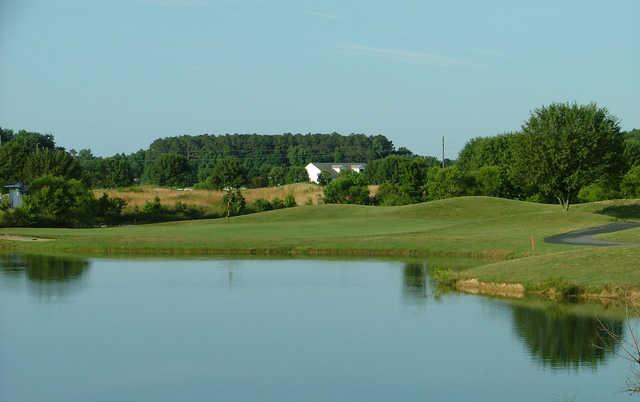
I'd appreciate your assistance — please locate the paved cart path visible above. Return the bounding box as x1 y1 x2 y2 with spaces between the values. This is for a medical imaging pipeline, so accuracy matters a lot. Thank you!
545 222 640 246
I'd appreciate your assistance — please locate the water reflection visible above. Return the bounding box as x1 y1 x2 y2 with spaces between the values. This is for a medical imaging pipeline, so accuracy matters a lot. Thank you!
0 254 90 299
511 303 623 369
402 262 429 301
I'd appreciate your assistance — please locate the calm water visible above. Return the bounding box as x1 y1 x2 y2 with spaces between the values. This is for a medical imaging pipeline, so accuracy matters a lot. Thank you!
0 255 636 402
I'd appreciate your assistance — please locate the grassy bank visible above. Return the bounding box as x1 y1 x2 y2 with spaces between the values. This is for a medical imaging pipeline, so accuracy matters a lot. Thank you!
1 196 639 298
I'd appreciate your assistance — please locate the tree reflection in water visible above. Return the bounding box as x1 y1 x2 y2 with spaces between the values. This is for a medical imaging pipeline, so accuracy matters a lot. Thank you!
0 254 90 299
402 260 625 370
511 303 624 369
402 262 430 302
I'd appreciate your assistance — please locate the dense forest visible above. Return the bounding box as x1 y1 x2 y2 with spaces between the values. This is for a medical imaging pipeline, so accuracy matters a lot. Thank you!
0 129 406 189
1 102 639 227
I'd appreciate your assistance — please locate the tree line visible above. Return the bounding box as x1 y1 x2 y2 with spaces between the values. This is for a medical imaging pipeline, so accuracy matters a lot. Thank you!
0 129 407 226
0 129 404 190
1 102 638 227
323 103 639 210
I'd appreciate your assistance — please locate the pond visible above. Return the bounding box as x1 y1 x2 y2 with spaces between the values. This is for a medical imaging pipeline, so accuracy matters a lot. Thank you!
0 255 636 402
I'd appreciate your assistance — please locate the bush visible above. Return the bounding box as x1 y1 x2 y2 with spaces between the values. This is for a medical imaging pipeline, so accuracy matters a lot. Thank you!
324 172 370 205
577 182 619 203
20 175 96 227
375 183 415 206
251 198 273 212
426 167 475 200
271 197 285 209
284 194 297 208
473 166 508 197
318 171 333 186
0 195 10 211
621 166 640 198
1 175 127 227
94 193 127 225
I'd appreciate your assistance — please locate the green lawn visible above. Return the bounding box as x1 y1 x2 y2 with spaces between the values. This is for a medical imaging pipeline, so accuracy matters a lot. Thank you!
1 196 639 295
459 246 640 292
597 227 640 242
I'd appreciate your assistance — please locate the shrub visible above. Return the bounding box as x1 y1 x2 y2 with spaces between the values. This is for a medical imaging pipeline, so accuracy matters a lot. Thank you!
426 167 475 200
284 194 297 208
94 193 127 225
375 183 415 206
577 182 619 203
20 175 96 227
251 198 273 212
271 197 285 209
318 171 333 186
621 166 640 198
324 172 370 204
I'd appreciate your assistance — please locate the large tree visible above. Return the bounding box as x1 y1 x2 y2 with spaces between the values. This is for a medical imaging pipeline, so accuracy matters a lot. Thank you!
512 103 625 210
148 153 193 187
208 157 248 190
323 171 370 204
23 148 82 182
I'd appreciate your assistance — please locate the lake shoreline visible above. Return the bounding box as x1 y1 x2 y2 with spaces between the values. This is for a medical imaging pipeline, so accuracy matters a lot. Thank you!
455 277 640 306
2 197 639 304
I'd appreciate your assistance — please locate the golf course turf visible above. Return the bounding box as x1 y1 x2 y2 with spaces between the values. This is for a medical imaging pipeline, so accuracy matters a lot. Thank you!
1 196 639 300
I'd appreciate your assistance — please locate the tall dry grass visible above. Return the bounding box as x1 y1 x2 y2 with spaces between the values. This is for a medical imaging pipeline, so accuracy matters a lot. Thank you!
95 183 325 210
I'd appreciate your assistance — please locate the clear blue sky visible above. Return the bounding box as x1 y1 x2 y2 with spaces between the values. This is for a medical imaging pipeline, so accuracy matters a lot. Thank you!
1 0 637 157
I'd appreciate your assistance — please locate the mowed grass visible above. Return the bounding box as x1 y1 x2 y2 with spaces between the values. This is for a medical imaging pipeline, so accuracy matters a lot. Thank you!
597 227 640 242
459 246 640 292
0 196 616 257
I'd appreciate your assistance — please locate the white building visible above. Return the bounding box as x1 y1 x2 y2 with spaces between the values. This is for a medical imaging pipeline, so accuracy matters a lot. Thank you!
304 162 366 184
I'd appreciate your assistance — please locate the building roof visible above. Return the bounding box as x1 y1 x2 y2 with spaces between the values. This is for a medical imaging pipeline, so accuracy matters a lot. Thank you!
306 162 367 178
3 183 25 190
308 162 366 170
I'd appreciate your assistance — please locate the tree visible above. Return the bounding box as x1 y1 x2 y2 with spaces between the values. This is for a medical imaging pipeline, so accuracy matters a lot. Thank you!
472 166 512 197
285 166 309 184
287 146 310 166
457 133 520 172
512 103 625 210
148 153 193 187
23 148 82 183
209 157 248 190
323 172 370 204
223 188 246 219
375 183 415 206
621 166 640 198
624 137 640 169
318 171 333 186
101 155 135 188
0 131 56 185
426 166 475 200
268 166 286 186
20 175 96 227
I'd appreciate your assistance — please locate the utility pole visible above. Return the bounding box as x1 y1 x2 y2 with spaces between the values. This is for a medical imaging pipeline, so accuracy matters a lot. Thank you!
441 136 445 168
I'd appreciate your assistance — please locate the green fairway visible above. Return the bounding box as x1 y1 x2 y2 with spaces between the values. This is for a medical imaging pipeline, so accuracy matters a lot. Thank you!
1 196 639 296
0 197 615 256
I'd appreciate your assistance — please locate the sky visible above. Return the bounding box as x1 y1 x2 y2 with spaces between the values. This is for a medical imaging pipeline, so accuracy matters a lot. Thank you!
0 0 637 157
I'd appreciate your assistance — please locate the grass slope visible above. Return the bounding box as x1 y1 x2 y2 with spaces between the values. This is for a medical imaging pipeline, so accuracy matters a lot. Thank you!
0 196 615 256
1 196 638 294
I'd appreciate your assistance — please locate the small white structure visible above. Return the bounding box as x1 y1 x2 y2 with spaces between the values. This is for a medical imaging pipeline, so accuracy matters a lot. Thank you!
305 162 366 184
3 183 26 209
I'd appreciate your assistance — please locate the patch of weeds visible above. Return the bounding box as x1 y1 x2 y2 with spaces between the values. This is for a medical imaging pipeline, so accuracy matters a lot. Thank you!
431 267 456 288
535 278 585 302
